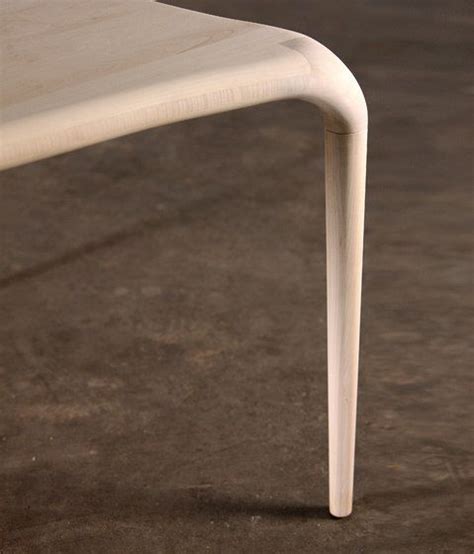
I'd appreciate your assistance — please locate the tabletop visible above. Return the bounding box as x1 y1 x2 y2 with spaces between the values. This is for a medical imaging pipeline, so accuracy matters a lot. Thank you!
0 0 309 169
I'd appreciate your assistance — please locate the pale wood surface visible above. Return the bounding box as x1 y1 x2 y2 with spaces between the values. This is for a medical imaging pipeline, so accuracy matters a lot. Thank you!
0 0 366 170
0 0 367 517
325 129 366 517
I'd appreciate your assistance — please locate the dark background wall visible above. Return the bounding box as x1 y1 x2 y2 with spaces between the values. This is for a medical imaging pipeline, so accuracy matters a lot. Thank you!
0 1 472 552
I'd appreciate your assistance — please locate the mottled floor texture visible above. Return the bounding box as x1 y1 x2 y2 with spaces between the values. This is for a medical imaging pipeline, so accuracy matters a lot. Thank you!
1 0 473 552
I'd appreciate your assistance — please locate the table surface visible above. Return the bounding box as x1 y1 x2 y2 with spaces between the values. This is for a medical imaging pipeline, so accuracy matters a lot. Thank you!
0 0 308 170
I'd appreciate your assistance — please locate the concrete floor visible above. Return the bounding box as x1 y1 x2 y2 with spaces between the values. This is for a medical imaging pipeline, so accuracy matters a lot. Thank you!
1 1 472 552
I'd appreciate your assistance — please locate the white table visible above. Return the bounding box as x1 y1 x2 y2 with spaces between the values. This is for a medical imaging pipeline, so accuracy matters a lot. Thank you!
0 0 367 517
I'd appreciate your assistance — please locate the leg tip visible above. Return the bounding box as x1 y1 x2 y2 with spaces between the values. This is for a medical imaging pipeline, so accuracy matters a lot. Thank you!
329 504 353 518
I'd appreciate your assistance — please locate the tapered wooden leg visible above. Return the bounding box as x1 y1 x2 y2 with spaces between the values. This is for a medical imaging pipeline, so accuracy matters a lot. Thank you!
325 129 367 517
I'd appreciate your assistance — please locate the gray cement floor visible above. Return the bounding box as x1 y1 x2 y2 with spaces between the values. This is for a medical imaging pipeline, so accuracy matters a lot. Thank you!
1 1 473 552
